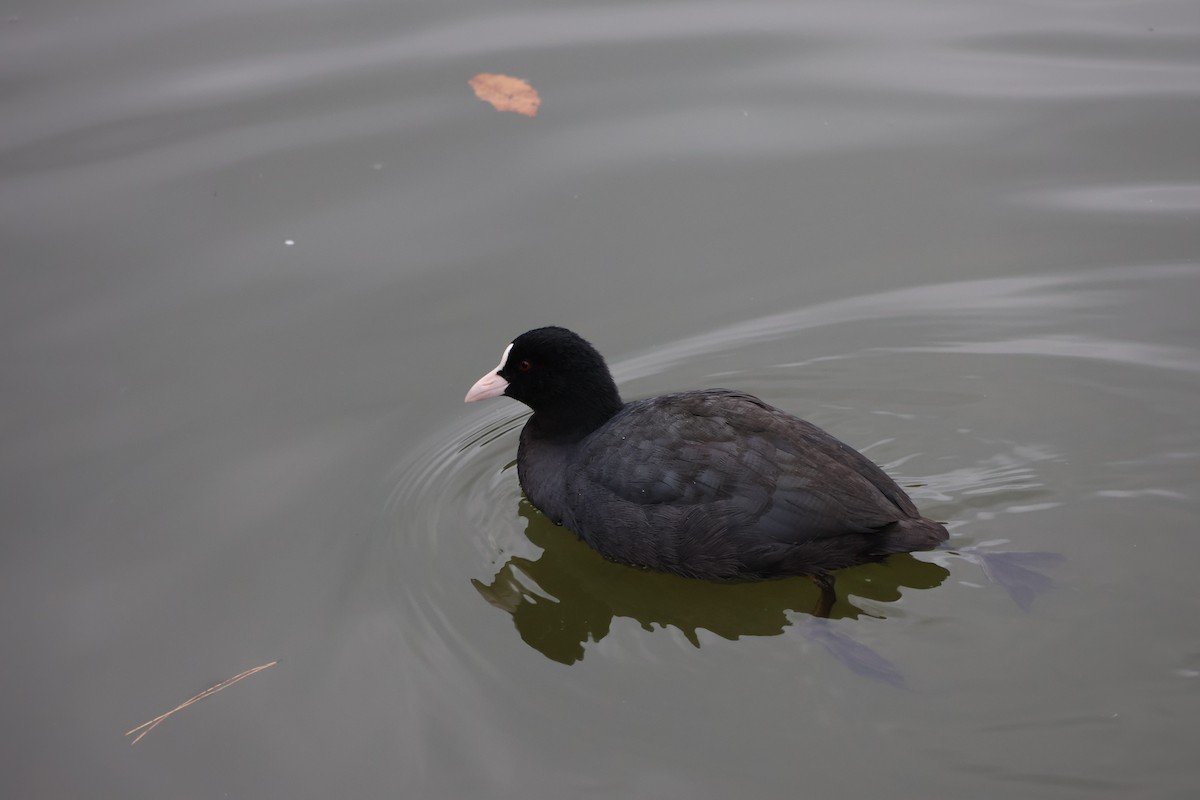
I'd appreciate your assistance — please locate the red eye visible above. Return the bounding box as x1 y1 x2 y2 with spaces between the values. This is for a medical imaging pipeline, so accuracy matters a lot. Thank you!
517 360 532 372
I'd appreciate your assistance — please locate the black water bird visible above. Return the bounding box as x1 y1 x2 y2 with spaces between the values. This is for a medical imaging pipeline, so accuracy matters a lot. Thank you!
465 326 948 610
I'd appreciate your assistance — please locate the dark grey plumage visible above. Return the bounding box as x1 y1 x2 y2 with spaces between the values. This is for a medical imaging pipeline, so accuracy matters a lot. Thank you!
467 326 948 582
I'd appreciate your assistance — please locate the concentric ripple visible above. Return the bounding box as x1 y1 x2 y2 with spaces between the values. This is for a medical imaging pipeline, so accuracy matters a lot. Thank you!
383 262 1200 667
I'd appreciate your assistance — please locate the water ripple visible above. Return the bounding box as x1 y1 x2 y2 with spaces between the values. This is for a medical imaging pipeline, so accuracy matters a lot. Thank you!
1029 183 1200 215
616 262 1200 381
883 336 1200 374
384 263 1200 665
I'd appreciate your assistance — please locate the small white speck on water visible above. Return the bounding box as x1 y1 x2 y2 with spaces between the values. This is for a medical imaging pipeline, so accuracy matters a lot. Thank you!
285 240 295 246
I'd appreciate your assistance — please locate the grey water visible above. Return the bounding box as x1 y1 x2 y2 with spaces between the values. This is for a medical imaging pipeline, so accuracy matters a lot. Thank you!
4 0 1200 797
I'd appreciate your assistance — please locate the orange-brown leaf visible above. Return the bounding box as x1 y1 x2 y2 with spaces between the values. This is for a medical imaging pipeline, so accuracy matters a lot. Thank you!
469 73 540 117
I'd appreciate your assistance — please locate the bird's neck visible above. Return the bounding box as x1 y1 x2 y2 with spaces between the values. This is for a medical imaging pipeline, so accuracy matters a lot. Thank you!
528 389 623 443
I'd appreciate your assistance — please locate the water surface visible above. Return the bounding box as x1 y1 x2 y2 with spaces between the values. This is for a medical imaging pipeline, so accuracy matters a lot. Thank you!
4 0 1200 797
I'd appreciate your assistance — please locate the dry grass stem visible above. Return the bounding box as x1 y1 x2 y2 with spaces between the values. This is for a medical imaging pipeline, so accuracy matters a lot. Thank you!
126 660 278 746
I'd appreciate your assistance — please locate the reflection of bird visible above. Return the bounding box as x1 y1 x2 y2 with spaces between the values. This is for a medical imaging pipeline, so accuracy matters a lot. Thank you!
473 499 949 676
466 326 949 612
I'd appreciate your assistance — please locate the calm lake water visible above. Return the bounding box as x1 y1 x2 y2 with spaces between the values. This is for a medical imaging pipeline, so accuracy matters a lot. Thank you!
4 0 1200 797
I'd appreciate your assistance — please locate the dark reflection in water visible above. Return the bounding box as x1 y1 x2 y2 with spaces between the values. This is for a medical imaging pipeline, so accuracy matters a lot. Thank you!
955 548 1065 612
473 500 949 672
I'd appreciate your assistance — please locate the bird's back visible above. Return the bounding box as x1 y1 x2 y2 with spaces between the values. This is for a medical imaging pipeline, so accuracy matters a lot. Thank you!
558 389 947 580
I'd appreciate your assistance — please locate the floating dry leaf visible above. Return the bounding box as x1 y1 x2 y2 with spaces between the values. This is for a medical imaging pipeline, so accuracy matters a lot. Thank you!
126 660 277 746
469 73 540 117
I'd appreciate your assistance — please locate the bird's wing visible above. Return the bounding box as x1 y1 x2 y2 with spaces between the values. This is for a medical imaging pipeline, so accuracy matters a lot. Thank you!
567 390 910 548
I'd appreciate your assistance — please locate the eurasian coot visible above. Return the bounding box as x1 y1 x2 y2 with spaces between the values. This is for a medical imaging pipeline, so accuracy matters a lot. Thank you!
465 326 948 589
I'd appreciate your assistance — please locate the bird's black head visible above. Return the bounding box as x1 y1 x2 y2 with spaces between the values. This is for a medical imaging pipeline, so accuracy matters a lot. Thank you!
465 326 623 435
